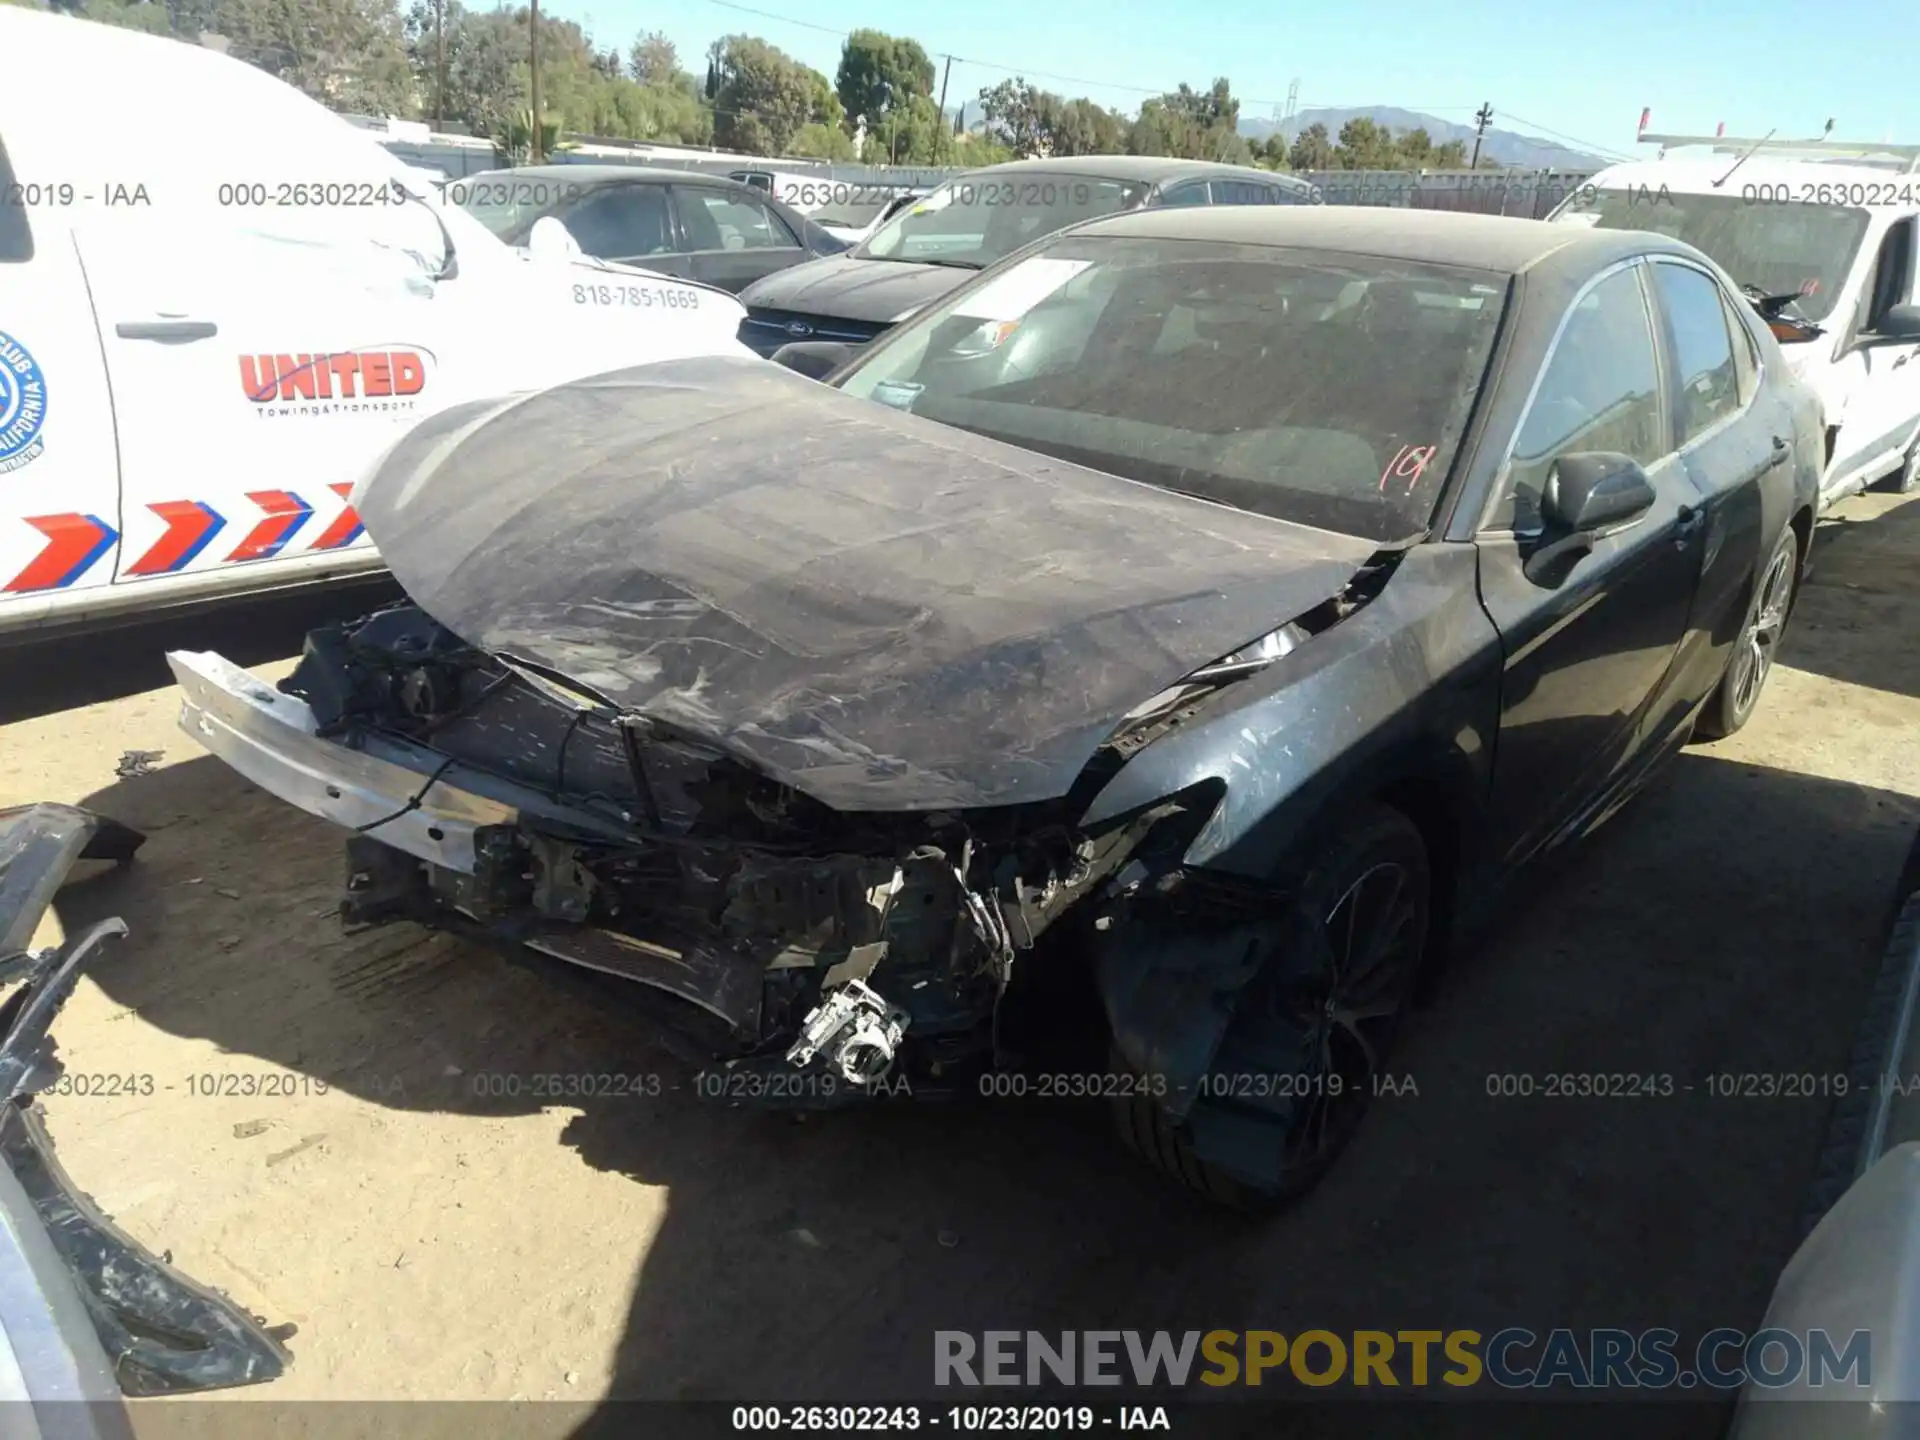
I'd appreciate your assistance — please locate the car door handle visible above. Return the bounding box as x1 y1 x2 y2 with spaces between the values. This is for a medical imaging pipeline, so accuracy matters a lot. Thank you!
115 319 218 341
1896 351 1912 369
1769 435 1791 468
1674 504 1705 548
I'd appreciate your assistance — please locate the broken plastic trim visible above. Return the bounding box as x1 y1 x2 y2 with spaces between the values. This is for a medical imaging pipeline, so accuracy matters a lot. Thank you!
0 803 294 1396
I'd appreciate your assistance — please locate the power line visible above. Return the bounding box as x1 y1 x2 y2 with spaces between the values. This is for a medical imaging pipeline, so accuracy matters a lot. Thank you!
1495 108 1636 162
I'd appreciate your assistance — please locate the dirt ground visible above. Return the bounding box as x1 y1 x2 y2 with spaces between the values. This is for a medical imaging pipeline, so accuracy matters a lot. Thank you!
1 492 1917 1434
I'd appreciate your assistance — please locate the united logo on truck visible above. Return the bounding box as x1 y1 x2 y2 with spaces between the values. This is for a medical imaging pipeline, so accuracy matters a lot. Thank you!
239 347 433 418
0 329 48 475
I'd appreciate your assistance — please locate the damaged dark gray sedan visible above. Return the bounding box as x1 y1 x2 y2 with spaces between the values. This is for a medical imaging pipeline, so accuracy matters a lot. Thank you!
168 207 1822 1208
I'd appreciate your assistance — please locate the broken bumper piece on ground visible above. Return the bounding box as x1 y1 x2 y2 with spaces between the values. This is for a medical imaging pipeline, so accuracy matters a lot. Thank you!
0 802 294 1398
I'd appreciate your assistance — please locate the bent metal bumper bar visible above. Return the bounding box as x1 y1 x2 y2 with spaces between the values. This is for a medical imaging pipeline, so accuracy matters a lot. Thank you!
166 651 768 1041
166 650 632 875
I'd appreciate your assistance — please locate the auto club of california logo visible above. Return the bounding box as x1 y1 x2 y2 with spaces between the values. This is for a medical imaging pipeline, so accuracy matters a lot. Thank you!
0 330 48 476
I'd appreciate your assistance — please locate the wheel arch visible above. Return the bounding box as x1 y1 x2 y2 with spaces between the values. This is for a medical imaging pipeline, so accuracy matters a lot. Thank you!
1095 742 1481 1116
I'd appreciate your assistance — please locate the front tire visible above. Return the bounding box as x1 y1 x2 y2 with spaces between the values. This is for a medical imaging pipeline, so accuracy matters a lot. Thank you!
1695 523 1799 741
1112 801 1430 1210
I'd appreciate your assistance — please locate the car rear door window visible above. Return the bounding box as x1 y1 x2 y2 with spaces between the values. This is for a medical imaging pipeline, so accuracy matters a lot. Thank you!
1212 180 1274 206
686 191 798 250
1157 181 1212 208
1652 262 1740 445
1493 265 1667 532
1721 291 1761 407
561 185 674 257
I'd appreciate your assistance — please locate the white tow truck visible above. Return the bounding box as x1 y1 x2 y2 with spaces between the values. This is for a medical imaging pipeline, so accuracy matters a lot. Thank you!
1550 122 1920 508
0 7 751 643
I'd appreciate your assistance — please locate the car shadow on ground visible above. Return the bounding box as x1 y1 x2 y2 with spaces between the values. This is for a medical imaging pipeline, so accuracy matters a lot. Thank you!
48 731 1919 1433
1787 496 1920 700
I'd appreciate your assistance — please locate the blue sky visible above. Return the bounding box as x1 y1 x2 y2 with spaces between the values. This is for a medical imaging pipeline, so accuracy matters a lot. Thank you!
541 0 1919 161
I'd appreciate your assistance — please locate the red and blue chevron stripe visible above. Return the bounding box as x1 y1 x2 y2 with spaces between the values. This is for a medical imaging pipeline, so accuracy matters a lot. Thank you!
228 489 313 563
309 482 364 550
9 483 367 594
125 500 226 577
4 513 117 593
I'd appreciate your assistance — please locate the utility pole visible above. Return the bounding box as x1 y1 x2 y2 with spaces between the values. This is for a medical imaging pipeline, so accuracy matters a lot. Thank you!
936 54 953 161
528 0 543 164
434 0 445 129
1470 102 1493 169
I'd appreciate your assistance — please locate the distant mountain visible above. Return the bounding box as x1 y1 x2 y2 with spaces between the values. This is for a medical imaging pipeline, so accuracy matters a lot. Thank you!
1240 106 1604 171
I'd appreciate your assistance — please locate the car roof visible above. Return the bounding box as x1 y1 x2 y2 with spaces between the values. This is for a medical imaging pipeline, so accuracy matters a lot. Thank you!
463 164 751 189
1067 204 1691 276
1587 156 1920 199
957 155 1312 188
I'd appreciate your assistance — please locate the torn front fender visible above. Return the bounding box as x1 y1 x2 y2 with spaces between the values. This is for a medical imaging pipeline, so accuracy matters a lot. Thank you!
0 803 294 1398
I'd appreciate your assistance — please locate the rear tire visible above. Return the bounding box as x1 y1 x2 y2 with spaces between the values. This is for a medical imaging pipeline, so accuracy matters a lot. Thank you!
1111 801 1430 1210
1695 523 1799 741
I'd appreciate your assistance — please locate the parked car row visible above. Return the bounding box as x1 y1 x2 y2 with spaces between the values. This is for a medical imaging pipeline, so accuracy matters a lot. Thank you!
736 157 1323 356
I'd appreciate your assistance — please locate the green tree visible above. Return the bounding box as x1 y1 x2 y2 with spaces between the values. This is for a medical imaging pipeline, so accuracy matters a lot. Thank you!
628 28 674 84
1129 79 1248 161
1049 95 1126 157
84 0 177 31
221 0 416 115
404 2 521 136
1288 121 1334 170
491 105 569 166
834 27 934 139
1333 116 1397 169
978 76 1050 156
711 33 815 155
790 120 857 161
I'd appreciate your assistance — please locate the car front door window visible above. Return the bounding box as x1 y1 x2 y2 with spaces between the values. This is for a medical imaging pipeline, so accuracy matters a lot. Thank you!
1494 265 1668 533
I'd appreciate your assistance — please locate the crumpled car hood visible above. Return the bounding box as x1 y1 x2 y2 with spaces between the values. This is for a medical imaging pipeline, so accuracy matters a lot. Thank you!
351 355 1377 812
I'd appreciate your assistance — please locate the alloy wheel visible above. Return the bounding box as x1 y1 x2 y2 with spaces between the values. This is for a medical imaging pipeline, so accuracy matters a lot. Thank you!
1728 541 1795 718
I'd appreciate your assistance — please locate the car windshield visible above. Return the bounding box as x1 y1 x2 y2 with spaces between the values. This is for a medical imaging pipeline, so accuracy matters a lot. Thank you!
857 174 1150 269
814 197 896 230
1555 187 1869 321
443 173 589 241
835 234 1509 543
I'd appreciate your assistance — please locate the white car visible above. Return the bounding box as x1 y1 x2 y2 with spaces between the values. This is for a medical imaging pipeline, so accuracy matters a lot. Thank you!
0 8 750 641
811 190 930 247
1550 127 1920 508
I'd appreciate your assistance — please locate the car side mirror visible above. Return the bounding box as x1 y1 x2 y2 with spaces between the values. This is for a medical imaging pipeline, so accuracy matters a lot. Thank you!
1524 452 1657 585
770 340 858 381
1870 302 1920 342
1544 451 1656 531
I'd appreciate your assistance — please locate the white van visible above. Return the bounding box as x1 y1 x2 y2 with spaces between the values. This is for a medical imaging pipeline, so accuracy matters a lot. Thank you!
1549 126 1920 507
0 8 750 640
